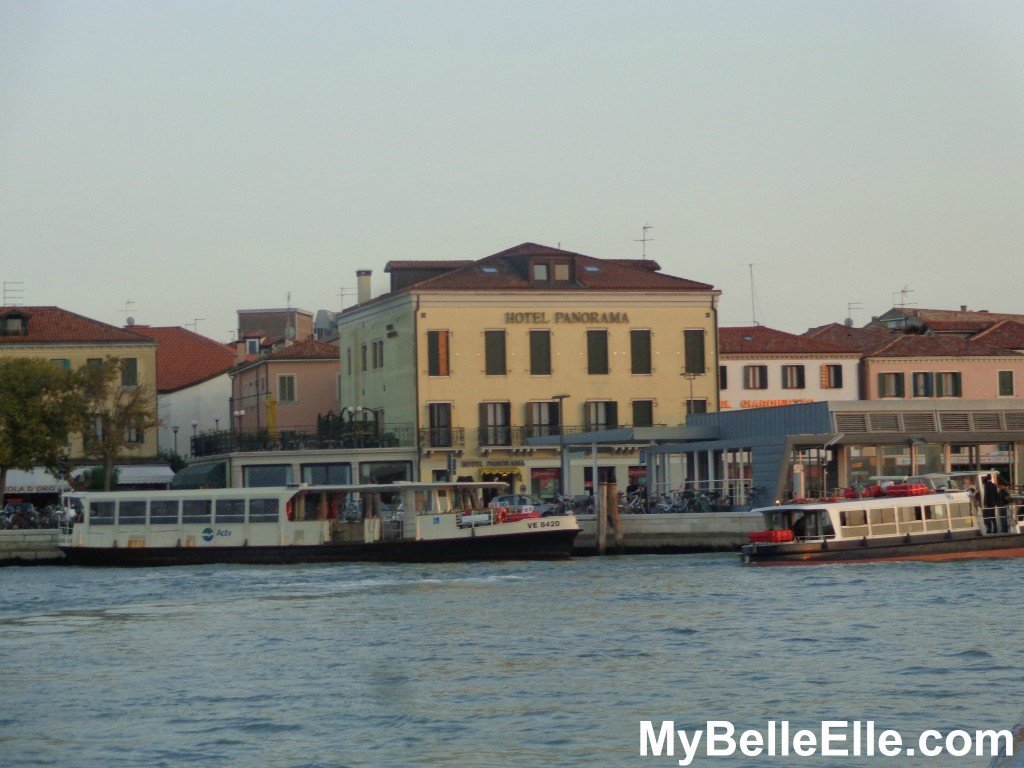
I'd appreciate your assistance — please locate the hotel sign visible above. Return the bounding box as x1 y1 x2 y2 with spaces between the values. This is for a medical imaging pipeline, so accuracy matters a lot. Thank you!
504 311 630 324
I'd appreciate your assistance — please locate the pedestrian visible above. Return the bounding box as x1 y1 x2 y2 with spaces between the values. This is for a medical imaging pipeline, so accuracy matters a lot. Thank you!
996 477 1012 533
982 474 998 533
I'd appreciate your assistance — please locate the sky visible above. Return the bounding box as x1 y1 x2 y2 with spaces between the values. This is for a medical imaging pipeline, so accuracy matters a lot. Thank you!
3 1 1024 342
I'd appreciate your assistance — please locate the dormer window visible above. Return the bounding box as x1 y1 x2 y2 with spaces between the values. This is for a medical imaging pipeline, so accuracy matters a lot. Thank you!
1 314 27 335
246 338 260 354
532 263 549 281
553 262 570 281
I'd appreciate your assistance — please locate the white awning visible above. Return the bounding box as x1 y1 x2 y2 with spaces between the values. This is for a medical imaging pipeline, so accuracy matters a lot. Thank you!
4 468 71 494
71 465 176 486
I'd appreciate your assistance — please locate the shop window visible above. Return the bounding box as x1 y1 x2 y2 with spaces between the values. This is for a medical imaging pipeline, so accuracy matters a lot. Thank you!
301 463 351 484
243 464 292 487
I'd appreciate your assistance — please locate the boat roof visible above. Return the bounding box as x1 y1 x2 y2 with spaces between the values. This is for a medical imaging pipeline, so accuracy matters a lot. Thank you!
756 490 969 512
64 481 508 499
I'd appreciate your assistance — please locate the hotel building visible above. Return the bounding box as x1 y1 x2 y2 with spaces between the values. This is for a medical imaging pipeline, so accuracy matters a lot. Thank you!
336 243 720 496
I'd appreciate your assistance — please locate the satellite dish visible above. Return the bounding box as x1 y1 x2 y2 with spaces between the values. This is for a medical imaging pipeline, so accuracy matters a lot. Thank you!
285 326 296 339
126 317 136 326
843 317 853 327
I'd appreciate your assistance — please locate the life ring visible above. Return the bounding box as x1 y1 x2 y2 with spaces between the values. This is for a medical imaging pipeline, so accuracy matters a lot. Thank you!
495 508 507 524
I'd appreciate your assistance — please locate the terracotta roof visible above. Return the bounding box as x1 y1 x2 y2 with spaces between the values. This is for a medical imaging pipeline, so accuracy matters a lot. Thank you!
720 326 858 356
869 334 1018 358
919 318 993 334
264 339 339 361
803 323 894 354
879 307 1024 325
384 260 473 271
0 306 154 345
345 244 713 314
128 326 236 393
970 319 1024 350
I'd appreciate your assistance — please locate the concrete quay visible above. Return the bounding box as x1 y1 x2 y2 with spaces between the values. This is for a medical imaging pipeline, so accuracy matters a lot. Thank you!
0 530 64 565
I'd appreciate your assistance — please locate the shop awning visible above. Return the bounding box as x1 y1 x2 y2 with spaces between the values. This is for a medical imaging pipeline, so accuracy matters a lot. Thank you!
72 464 176 486
3 468 70 494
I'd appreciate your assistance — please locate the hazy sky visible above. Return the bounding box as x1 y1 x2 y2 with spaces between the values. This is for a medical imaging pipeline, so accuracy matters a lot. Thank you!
3 1 1024 342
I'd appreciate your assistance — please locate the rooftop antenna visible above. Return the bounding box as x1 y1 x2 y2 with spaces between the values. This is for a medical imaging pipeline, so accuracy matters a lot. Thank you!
3 281 24 306
186 318 205 332
635 224 654 259
845 301 863 327
121 299 136 321
893 285 915 308
338 285 356 311
286 291 292 309
747 263 762 326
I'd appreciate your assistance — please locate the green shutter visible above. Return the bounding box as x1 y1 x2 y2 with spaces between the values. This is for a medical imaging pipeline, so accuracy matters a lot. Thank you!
684 329 705 374
485 330 506 375
587 330 609 374
530 331 551 375
630 330 651 374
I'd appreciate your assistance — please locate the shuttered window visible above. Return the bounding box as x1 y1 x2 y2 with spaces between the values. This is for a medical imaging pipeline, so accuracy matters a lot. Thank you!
587 330 609 374
484 330 506 376
530 330 551 375
632 400 653 427
630 330 652 374
427 331 450 376
683 329 705 374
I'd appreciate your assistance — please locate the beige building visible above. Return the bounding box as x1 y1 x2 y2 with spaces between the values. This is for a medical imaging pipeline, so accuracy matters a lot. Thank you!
0 306 160 478
337 243 720 497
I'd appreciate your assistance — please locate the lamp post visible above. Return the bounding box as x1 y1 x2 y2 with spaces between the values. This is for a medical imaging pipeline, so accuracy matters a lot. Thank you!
172 426 179 455
682 373 698 417
552 394 570 497
233 409 245 432
214 418 220 431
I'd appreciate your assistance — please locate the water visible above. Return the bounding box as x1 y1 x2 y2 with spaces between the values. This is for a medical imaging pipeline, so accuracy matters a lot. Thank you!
1 554 1021 767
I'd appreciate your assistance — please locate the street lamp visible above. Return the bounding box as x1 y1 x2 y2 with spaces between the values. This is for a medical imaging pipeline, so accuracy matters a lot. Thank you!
190 420 199 439
682 373 698 417
172 426 179 455
233 409 245 432
214 417 220 431
552 394 570 497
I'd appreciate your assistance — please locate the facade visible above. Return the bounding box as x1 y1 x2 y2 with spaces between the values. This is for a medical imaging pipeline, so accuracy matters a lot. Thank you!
336 242 720 496
229 339 342 437
718 326 860 410
128 325 236 456
0 306 160 461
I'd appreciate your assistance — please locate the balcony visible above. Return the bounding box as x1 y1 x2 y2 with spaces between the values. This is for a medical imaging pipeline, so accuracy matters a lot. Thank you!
191 423 415 458
418 426 466 450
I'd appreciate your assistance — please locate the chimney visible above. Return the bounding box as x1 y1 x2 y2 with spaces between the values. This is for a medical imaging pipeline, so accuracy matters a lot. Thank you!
357 270 372 305
960 305 967 312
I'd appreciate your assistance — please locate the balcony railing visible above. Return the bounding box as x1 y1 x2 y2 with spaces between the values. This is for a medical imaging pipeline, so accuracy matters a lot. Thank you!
418 427 466 449
191 423 415 458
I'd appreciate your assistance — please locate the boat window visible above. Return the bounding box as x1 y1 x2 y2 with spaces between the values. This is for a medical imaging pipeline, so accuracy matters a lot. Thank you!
119 501 148 525
868 508 896 525
896 506 921 523
216 499 245 523
249 498 279 523
923 504 947 521
949 501 972 518
182 499 212 524
791 510 834 539
841 510 867 527
150 500 179 525
90 501 115 525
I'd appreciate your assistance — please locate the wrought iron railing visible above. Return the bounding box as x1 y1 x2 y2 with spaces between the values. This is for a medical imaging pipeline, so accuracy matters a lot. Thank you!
191 423 415 457
418 427 466 449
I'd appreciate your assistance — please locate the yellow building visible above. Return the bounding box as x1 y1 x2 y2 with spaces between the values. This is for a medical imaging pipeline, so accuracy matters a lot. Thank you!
336 243 720 496
0 306 160 461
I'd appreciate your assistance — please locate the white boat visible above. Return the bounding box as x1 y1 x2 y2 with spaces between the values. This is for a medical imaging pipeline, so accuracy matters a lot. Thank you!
58 481 580 566
741 477 1024 566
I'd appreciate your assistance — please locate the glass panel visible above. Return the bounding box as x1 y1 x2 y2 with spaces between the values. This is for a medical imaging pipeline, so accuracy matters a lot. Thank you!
150 500 180 525
249 498 280 523
216 499 245 523
243 465 292 487
182 499 212 524
118 500 147 524
90 501 115 525
301 463 352 485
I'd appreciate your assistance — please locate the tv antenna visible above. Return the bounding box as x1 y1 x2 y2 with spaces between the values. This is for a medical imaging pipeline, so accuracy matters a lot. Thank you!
845 302 863 327
338 285 356 311
3 281 24 306
186 318 205 332
747 263 762 326
121 299 137 320
635 224 654 258
893 285 915 308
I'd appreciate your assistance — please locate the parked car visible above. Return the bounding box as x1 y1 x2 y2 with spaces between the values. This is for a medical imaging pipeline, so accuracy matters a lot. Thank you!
488 493 556 516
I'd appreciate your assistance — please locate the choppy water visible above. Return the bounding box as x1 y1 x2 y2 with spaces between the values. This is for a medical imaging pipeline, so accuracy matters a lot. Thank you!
1 555 1021 767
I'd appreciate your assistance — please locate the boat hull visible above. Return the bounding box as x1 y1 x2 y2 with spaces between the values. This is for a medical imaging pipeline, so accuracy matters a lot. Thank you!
742 530 1024 566
59 528 579 567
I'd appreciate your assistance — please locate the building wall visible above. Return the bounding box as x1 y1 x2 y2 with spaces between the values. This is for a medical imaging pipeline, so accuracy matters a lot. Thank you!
231 359 341 433
864 357 1024 400
157 374 232 456
0 342 159 459
719 356 860 410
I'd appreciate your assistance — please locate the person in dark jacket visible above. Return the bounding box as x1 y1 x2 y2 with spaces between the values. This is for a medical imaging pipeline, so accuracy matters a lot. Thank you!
982 474 998 533
996 477 1013 533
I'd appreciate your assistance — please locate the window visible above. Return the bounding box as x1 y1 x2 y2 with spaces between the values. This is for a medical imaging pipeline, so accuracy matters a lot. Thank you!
683 329 706 374
532 263 549 281
479 402 511 446
124 418 145 444
878 372 905 398
781 365 805 389
249 498 280 523
912 372 934 398
50 359 70 370
182 499 212 524
553 263 570 281
278 375 296 403
719 365 728 390
587 329 609 374
999 370 1015 397
372 340 384 369
743 365 767 390
150 500 179 524
427 330 450 376
301 463 351 484
529 330 551 375
121 358 138 387
246 338 260 354
585 400 617 431
243 465 293 487
1 315 26 335
936 372 962 398
361 343 368 372
428 403 452 447
119 501 147 524
630 330 652 375
89 501 115 525
820 364 843 389
346 348 352 375
215 499 246 523
685 399 708 415
632 400 654 427
528 401 561 437
485 330 507 376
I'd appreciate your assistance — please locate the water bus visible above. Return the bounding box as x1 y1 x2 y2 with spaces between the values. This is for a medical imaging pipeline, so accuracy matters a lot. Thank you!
741 474 1024 566
58 481 579 566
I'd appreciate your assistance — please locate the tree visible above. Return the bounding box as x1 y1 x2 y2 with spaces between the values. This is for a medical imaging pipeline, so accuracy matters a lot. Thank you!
0 358 85 501
79 357 161 491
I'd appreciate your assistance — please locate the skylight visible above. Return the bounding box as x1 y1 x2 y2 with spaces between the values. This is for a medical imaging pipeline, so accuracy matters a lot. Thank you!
480 266 498 274
584 265 600 272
